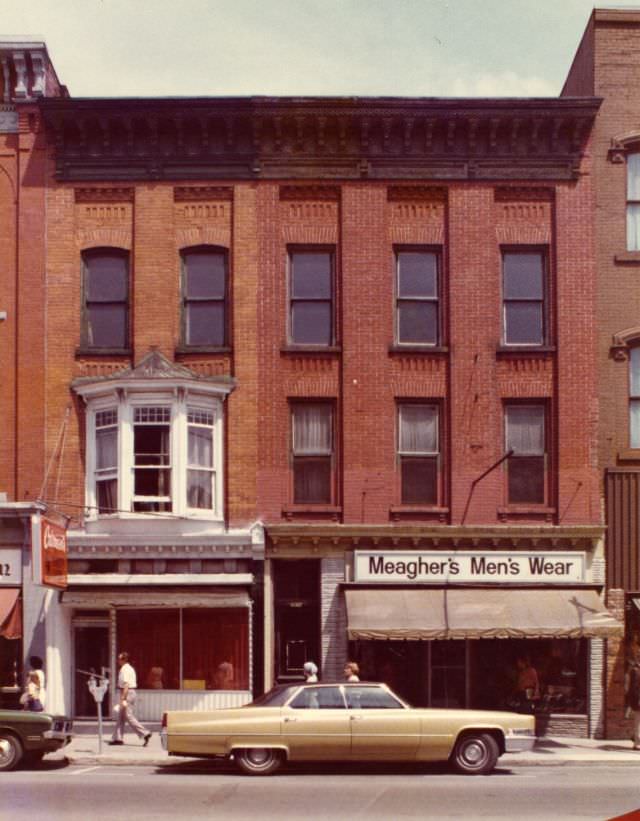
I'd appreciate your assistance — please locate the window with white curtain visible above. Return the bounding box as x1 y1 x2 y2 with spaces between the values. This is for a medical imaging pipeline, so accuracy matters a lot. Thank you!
505 404 546 504
291 402 333 504
629 348 640 448
85 394 222 519
627 154 640 251
398 404 439 505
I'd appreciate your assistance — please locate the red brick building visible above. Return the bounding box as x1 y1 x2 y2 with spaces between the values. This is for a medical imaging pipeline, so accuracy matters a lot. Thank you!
564 7 640 738
0 42 622 736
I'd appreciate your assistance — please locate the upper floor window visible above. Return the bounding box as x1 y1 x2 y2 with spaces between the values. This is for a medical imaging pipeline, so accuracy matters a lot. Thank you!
291 402 334 504
627 154 640 251
289 250 334 346
82 249 129 349
629 347 640 448
505 404 547 505
502 251 546 346
398 403 439 505
396 250 439 345
182 247 228 347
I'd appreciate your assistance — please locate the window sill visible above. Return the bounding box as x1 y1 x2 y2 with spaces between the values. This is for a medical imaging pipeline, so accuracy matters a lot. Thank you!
617 449 640 462
497 505 556 522
281 504 342 522
614 251 640 264
175 345 232 355
388 344 449 355
389 505 449 522
280 345 342 355
75 347 132 357
496 346 556 356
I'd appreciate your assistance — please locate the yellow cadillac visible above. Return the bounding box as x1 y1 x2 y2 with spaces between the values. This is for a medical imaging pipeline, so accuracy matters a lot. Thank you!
161 682 535 775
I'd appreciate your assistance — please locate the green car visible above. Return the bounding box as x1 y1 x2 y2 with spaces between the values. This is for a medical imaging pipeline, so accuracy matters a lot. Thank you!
0 709 73 771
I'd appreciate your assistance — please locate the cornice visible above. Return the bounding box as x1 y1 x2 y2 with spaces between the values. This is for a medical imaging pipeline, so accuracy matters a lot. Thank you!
40 96 601 183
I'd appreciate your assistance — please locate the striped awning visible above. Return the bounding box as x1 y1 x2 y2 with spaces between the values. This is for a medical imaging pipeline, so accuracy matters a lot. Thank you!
0 589 22 640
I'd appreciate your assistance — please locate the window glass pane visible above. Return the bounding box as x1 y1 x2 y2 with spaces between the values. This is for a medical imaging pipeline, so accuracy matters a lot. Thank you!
506 406 544 454
345 687 404 709
187 470 213 509
508 456 545 504
505 303 543 345
290 687 345 709
631 348 640 397
628 154 640 200
291 252 332 299
86 254 128 301
398 252 437 297
184 252 226 298
401 456 437 505
503 254 543 299
186 302 225 346
398 302 437 344
116 609 180 690
134 426 170 465
87 305 127 348
631 400 640 449
399 405 437 453
628 204 640 252
294 456 331 504
96 427 118 471
431 666 466 708
293 404 331 453
182 609 248 690
188 426 213 467
291 302 332 345
96 479 117 514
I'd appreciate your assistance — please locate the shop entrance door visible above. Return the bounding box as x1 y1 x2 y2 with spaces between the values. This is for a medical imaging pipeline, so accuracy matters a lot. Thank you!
74 624 110 717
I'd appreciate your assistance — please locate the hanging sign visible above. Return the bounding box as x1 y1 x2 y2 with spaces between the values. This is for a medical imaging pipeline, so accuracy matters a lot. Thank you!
354 550 586 585
31 514 68 589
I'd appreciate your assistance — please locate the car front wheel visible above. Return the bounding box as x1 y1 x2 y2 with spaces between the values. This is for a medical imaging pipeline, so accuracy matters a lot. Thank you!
0 734 23 772
234 747 283 776
451 733 499 775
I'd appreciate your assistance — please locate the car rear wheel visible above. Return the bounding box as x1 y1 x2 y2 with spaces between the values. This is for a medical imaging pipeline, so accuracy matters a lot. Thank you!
451 733 499 775
234 747 283 776
0 734 23 772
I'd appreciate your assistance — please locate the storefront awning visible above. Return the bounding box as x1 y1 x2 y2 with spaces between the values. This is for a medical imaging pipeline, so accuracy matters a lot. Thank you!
345 588 623 640
61 589 250 608
0 589 22 640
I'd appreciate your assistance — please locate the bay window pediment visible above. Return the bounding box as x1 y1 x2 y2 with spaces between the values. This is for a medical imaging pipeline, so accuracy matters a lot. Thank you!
73 351 234 521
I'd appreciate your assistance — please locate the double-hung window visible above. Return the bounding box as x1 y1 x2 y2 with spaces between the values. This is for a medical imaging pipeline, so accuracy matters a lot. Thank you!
398 403 439 505
396 250 439 345
95 409 118 514
182 247 228 347
289 250 334 346
82 248 129 349
291 402 333 504
505 404 547 505
627 154 640 251
133 406 172 512
629 348 640 448
502 251 546 346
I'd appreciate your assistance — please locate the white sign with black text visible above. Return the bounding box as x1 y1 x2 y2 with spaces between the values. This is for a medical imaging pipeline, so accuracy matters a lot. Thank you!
0 548 22 585
354 550 586 585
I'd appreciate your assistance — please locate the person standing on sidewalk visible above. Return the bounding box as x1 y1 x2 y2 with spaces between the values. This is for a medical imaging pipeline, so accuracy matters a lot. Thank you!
109 652 152 747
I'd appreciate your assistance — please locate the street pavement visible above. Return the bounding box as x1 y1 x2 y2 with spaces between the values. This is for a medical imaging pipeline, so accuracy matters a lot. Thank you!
46 721 640 768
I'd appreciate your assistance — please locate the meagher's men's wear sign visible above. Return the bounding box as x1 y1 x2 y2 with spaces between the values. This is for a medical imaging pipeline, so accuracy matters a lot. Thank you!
354 551 586 585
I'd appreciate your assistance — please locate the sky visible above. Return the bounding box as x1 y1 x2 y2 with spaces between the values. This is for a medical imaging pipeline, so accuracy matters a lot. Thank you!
2 0 640 98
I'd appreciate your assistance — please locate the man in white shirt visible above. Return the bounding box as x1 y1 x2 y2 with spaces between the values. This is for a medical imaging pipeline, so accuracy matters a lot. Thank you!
109 652 152 747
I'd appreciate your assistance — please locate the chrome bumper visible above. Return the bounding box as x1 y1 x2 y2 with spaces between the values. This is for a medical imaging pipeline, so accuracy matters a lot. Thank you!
504 734 536 753
43 730 72 744
160 730 167 751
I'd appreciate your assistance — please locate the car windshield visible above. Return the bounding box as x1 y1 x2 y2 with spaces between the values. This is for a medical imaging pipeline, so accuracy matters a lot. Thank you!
246 685 298 707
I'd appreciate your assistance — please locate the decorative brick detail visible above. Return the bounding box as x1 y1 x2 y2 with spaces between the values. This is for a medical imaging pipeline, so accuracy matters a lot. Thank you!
175 226 231 249
387 185 447 202
77 227 132 250
320 556 347 681
279 185 340 201
282 201 338 222
174 186 233 202
281 224 338 243
494 186 554 202
74 187 134 203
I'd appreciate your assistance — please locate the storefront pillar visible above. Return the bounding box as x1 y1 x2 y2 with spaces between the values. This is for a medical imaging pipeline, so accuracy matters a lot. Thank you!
320 556 348 680
263 558 274 690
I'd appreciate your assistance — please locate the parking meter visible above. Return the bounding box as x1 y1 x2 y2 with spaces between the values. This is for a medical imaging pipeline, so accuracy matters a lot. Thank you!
85 671 109 754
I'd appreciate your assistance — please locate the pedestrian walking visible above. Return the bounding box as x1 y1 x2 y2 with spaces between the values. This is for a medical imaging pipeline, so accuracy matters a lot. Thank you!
28 655 46 710
109 652 152 747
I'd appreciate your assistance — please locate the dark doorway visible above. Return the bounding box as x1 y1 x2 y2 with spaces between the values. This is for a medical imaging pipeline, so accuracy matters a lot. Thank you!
273 559 320 682
74 624 110 717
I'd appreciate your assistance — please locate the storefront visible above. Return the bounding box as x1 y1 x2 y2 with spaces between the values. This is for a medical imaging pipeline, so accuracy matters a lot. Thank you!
344 547 622 737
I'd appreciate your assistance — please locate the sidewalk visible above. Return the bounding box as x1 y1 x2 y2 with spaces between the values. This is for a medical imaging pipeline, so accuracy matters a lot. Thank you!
46 722 640 768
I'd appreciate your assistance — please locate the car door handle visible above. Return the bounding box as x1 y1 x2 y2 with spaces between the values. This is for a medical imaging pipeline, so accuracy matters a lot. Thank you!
350 715 364 721
284 716 297 722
